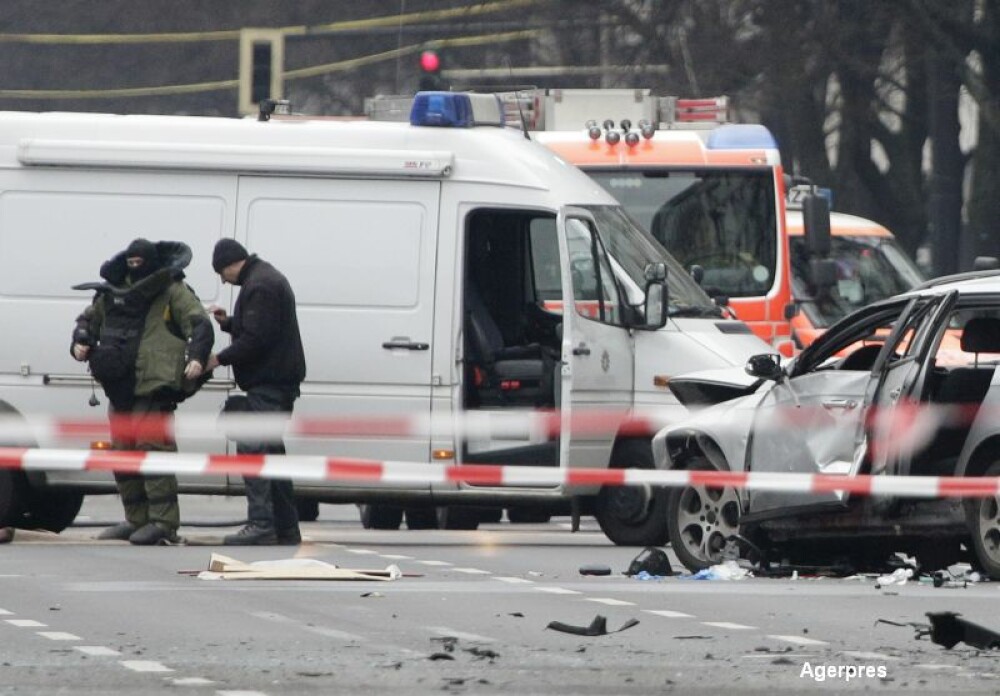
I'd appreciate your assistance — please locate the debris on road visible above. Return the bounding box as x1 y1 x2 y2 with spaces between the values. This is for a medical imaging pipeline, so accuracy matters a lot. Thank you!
624 547 673 577
546 614 639 636
681 560 749 581
579 563 612 576
874 568 913 589
192 553 404 581
878 612 1000 650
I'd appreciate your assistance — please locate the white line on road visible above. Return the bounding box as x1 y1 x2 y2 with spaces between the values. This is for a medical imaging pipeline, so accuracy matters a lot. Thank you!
379 554 412 560
644 609 694 619
495 576 534 584
5 619 46 627
452 567 492 575
427 626 496 643
767 634 829 646
37 631 81 641
120 660 173 673
0 608 12 615
701 621 756 630
345 549 379 555
585 598 635 606
75 646 122 656
842 651 901 661
417 560 452 566
216 691 268 696
533 586 582 595
171 677 215 686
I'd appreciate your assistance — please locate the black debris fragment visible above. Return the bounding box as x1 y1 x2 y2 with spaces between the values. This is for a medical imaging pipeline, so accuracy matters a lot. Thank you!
579 564 612 576
546 614 639 636
431 636 458 652
625 547 672 577
465 647 499 661
428 652 455 661
926 611 1000 650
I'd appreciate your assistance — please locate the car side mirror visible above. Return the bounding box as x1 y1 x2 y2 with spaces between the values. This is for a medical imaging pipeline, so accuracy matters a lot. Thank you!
745 353 784 381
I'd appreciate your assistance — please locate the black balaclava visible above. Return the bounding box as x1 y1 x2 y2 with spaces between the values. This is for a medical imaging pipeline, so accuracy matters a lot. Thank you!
125 238 160 282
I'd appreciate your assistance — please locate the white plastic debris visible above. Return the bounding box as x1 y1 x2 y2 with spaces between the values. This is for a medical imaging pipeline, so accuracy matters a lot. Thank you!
875 567 913 589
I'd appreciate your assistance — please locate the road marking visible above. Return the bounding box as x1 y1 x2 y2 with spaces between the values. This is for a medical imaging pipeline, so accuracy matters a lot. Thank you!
645 609 694 619
0 608 12 615
767 634 829 646
842 650 901 661
171 677 215 686
120 660 173 673
37 631 81 641
495 576 534 584
428 626 496 643
585 598 635 606
379 554 412 560
417 560 452 566
217 691 269 696
252 611 366 643
75 646 122 656
5 619 46 627
702 621 756 630
345 549 378 555
533 586 582 595
452 567 492 575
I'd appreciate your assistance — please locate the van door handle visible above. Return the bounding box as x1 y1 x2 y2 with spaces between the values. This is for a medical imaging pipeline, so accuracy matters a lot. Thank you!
382 340 429 351
822 399 857 410
572 343 591 356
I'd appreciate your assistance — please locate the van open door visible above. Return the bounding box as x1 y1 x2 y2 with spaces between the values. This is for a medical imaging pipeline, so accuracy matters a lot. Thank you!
556 207 634 473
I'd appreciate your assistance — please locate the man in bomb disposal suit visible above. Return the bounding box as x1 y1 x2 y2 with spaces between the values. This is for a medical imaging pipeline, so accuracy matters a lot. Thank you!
71 238 213 545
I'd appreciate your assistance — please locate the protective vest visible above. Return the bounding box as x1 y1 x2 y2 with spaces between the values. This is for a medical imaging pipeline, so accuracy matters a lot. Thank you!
87 286 154 409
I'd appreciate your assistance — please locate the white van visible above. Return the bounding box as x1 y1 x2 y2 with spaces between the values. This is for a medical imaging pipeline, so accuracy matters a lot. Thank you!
0 93 767 545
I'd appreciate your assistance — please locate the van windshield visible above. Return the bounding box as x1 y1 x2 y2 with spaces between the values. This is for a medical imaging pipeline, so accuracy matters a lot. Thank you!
791 235 926 328
582 205 719 316
587 169 778 299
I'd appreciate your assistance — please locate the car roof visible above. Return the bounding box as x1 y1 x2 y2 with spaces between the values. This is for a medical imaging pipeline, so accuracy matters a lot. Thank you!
910 269 1000 293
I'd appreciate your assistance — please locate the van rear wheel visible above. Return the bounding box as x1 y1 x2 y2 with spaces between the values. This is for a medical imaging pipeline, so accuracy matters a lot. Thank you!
359 504 403 530
296 499 320 522
0 470 27 527
966 460 1000 580
594 440 669 546
404 507 438 530
24 489 84 533
436 506 480 530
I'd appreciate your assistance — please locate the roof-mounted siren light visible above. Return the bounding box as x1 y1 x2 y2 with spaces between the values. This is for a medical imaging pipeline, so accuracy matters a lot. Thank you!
605 130 621 145
620 119 632 132
410 91 504 128
602 119 615 131
638 119 655 139
586 120 601 140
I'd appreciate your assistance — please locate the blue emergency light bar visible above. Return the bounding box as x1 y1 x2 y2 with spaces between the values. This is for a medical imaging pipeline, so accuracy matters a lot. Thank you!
410 91 505 128
707 124 778 150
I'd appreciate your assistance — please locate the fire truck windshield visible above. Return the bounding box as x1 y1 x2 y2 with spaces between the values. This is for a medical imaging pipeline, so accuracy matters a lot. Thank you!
587 169 778 301
583 205 720 316
791 235 926 328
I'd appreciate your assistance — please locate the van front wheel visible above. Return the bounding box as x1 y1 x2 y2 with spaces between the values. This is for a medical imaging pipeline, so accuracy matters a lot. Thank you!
358 504 403 530
0 470 27 527
594 440 669 546
24 488 84 533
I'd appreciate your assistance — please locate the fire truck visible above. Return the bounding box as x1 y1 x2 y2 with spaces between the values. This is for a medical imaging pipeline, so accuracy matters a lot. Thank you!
529 88 903 354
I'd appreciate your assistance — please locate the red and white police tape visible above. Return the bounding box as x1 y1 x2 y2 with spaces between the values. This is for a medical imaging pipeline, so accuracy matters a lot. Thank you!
0 446 997 498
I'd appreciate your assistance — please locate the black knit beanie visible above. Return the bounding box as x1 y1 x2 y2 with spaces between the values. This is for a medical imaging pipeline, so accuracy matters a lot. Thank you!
212 239 249 273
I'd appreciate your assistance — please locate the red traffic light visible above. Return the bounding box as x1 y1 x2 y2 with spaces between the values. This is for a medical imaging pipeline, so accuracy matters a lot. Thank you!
420 50 441 73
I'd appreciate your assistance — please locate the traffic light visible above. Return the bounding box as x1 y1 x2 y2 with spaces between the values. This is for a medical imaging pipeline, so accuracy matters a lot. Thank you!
238 29 285 116
418 50 447 92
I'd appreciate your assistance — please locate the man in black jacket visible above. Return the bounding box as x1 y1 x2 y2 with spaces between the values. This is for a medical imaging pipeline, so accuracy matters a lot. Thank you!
206 239 307 545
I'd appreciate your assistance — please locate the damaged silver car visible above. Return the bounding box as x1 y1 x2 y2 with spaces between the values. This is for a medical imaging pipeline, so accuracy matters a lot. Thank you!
653 271 1000 578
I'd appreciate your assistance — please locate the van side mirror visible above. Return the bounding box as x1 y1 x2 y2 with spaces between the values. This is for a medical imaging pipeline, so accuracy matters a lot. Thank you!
745 353 784 381
802 193 831 257
643 262 668 329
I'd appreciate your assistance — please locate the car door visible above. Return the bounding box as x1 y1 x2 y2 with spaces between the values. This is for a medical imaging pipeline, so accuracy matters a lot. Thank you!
556 207 634 471
744 299 913 520
864 290 959 478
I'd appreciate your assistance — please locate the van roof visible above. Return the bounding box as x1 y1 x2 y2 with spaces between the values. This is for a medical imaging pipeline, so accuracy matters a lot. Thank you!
532 129 779 167
785 209 894 238
0 110 616 204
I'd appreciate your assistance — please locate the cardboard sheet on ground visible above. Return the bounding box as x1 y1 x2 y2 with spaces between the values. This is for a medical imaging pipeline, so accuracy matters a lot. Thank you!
195 553 403 581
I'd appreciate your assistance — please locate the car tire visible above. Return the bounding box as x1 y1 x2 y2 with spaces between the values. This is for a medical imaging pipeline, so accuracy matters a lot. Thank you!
295 499 320 522
23 488 84 533
965 459 1000 580
594 439 669 546
667 456 742 572
358 504 403 530
478 507 504 524
435 506 480 530
404 507 438 530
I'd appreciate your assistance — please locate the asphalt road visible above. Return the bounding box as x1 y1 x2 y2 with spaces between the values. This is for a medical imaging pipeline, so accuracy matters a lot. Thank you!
1 495 998 695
